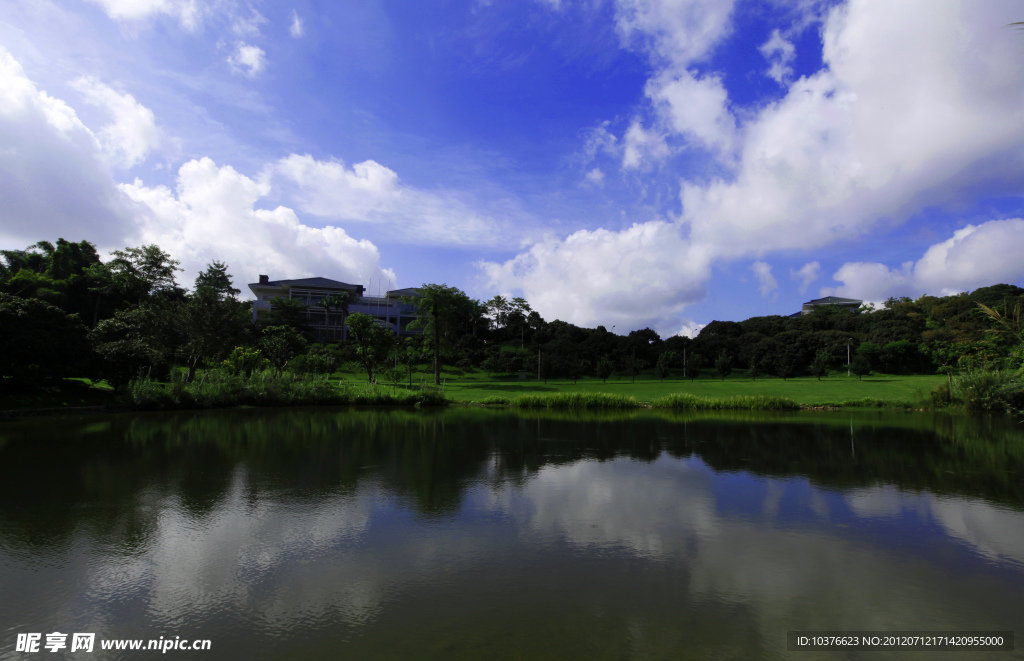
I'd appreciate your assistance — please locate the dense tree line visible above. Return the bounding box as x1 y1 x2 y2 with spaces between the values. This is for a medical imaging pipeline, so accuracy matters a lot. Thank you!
2 237 1022 393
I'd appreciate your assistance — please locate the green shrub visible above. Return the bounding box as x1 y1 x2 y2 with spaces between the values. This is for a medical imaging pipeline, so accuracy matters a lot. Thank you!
953 369 1024 414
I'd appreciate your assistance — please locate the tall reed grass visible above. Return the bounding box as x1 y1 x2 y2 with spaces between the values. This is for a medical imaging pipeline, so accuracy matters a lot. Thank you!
649 393 800 410
512 392 641 409
126 369 448 410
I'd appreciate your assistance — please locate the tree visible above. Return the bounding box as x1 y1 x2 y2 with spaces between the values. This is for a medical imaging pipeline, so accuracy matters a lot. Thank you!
509 296 532 347
263 297 311 335
405 284 476 385
685 354 703 382
194 260 239 298
89 304 175 387
397 337 426 387
595 355 615 384
175 263 250 381
810 350 829 381
621 354 644 384
321 292 352 341
108 245 182 303
748 355 761 381
714 351 734 381
0 293 90 387
177 288 249 381
345 312 395 383
850 353 872 381
566 357 589 385
775 356 796 381
655 352 674 382
259 326 308 375
486 294 509 330
287 344 338 376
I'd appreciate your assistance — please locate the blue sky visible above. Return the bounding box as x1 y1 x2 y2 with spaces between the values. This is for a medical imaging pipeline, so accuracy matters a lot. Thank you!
2 0 1024 336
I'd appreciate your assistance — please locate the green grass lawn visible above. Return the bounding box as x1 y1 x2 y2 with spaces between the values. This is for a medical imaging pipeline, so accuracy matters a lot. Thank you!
366 366 944 406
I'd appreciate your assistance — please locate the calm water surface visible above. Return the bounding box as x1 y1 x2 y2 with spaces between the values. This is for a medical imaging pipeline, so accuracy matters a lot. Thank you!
1 408 1023 659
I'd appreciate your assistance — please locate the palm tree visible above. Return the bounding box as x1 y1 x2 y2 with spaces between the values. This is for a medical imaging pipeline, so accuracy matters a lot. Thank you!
321 292 352 342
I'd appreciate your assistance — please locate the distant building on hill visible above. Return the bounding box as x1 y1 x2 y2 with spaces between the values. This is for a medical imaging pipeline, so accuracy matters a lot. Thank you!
791 295 862 317
248 275 421 341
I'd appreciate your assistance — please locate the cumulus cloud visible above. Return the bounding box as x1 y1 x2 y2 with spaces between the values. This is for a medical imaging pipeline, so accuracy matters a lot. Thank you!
614 0 735 68
85 0 200 30
750 261 778 298
676 320 706 338
645 69 736 158
479 220 712 335
289 10 304 38
69 76 160 169
228 43 266 77
271 154 515 247
0 47 133 247
584 168 605 186
0 46 396 294
610 0 739 166
759 29 796 84
682 0 1024 258
791 261 820 295
825 219 1024 300
622 120 668 170
123 157 395 290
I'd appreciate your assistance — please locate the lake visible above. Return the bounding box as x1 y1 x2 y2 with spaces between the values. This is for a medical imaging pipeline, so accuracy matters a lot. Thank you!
1 408 1023 659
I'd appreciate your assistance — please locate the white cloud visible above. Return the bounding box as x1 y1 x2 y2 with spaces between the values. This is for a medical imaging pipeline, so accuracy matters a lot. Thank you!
69 76 160 169
759 28 796 84
85 0 201 30
584 167 605 186
676 320 705 338
611 1 738 164
645 69 736 158
622 120 668 170
790 261 820 295
826 219 1024 300
0 47 133 246
613 0 736 68
581 121 618 163
122 157 395 291
230 8 266 37
479 220 712 335
0 47 394 292
913 220 1024 294
682 0 1024 259
289 10 304 38
750 261 778 298
271 154 515 247
228 43 266 78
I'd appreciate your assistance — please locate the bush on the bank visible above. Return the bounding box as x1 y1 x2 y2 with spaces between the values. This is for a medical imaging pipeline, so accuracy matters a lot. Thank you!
952 369 1024 414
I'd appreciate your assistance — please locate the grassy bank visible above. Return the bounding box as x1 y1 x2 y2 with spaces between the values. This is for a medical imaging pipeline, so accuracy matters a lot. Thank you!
1 366 945 413
504 392 800 410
